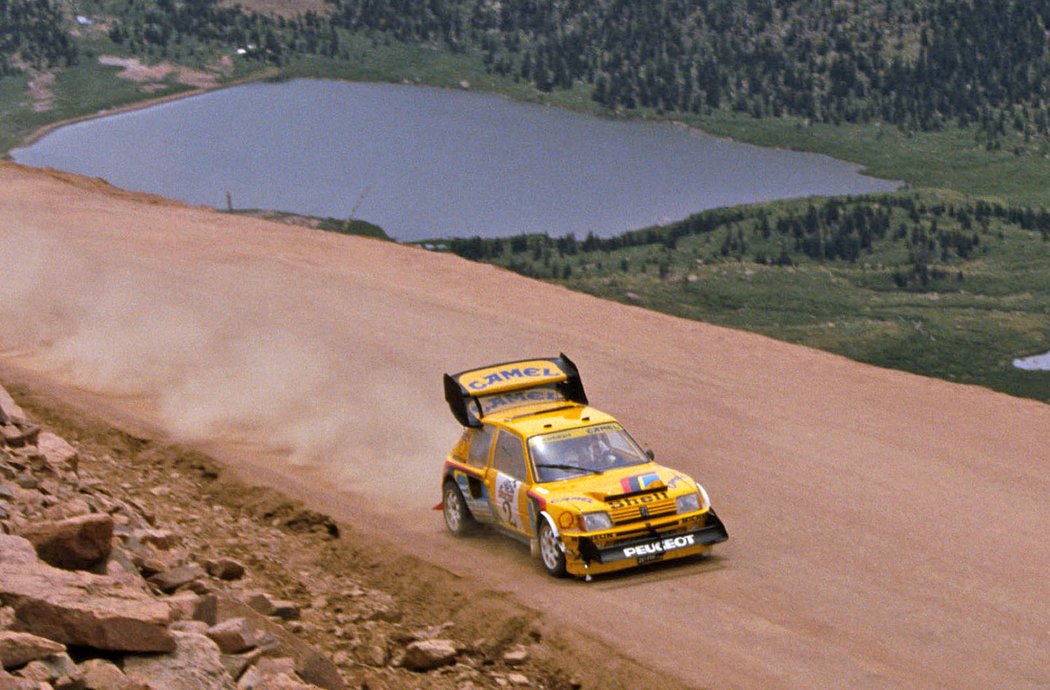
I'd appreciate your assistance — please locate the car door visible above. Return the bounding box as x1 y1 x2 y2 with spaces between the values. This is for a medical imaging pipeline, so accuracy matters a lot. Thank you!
485 429 532 537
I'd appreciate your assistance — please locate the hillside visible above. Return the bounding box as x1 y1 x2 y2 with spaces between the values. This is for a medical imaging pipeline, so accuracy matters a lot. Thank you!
437 192 1050 403
2 161 1049 688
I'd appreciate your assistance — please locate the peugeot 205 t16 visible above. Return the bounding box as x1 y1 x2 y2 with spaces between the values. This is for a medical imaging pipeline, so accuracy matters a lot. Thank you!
439 354 727 579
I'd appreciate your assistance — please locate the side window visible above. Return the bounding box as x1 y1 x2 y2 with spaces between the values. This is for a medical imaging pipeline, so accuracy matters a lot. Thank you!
491 431 527 480
468 425 495 468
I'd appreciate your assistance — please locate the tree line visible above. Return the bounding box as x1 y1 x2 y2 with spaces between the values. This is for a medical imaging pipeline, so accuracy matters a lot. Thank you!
96 0 1050 147
1 0 77 75
441 193 1050 290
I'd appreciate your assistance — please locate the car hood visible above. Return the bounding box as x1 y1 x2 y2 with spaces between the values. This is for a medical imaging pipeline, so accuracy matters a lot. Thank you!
538 464 696 510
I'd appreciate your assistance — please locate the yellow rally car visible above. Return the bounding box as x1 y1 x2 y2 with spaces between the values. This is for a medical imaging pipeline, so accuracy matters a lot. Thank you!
440 354 727 579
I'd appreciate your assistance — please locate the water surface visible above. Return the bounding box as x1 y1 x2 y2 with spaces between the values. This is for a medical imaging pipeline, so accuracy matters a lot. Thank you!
13 80 900 241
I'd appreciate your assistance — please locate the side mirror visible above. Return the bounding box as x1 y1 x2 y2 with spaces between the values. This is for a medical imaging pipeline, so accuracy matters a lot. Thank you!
645 449 655 461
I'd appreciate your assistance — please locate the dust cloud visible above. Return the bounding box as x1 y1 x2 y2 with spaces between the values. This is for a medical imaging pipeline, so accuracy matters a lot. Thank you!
0 223 452 502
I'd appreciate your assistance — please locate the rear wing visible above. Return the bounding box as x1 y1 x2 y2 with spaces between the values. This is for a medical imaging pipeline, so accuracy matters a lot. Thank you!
444 353 588 427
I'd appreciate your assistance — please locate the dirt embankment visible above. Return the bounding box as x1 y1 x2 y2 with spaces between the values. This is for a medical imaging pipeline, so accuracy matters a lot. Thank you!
1 380 652 689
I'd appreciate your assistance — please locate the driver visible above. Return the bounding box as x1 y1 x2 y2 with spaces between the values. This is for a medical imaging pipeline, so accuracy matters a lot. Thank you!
571 434 616 470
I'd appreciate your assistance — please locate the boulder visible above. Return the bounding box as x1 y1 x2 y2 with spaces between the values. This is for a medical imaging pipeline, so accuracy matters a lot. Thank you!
400 639 458 671
0 539 174 652
135 528 179 550
79 658 151 690
502 645 529 665
240 591 275 616
0 668 40 689
13 651 81 687
163 590 217 625
205 557 246 581
0 385 27 426
216 596 343 690
147 563 206 593
207 617 257 654
0 630 66 669
0 534 40 565
237 657 320 690
269 601 299 621
34 432 79 475
17 513 114 570
2 424 37 448
123 630 234 690
221 648 263 681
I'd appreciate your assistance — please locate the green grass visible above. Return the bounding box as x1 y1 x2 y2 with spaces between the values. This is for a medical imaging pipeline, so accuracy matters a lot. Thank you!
226 208 391 240
1 37 199 154
686 112 1050 207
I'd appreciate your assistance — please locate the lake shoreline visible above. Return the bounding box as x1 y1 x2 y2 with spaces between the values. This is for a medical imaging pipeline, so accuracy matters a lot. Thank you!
7 65 902 194
8 69 284 153
11 79 899 242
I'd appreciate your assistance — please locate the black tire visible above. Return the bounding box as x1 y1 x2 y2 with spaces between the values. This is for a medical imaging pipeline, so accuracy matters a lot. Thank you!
537 519 567 577
442 481 475 536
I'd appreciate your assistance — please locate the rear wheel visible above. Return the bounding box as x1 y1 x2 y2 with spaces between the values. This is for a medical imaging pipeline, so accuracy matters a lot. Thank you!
537 519 567 577
442 481 475 536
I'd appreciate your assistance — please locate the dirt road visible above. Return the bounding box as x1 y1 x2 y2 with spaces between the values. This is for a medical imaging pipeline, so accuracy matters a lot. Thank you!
2 162 1048 689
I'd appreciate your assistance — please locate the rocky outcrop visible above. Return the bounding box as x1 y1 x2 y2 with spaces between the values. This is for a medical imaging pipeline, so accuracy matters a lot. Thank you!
1 381 556 689
0 542 175 651
0 385 334 689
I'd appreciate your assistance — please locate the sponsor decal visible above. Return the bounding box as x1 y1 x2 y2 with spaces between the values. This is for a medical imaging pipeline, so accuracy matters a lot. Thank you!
619 472 662 493
607 491 667 510
462 364 564 392
495 472 522 528
666 474 690 490
551 496 596 504
622 533 696 559
479 387 566 415
534 424 625 446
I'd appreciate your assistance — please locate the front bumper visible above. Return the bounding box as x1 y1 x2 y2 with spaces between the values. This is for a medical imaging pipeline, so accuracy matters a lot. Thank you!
562 509 728 577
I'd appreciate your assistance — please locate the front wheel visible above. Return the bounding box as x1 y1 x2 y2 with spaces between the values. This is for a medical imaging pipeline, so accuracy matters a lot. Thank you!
443 481 475 536
537 519 567 577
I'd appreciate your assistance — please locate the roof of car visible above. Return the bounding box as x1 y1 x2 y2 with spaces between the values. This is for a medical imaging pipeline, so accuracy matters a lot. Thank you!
481 402 618 438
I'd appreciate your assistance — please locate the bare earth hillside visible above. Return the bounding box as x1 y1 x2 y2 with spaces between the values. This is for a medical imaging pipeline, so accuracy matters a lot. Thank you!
2 161 1048 689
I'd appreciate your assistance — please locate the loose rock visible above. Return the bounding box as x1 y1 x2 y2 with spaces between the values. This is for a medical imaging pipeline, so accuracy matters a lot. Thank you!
400 639 458 671
17 512 114 570
0 630 66 669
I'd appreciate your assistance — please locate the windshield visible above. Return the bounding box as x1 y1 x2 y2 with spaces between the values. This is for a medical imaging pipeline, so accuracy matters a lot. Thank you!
529 423 649 482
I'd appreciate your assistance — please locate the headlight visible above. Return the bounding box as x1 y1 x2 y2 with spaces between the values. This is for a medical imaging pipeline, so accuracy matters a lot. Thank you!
579 512 613 532
677 486 711 514
676 493 700 514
